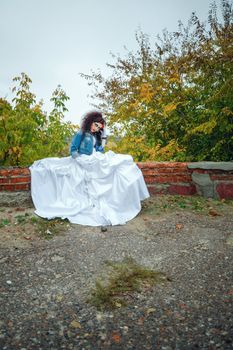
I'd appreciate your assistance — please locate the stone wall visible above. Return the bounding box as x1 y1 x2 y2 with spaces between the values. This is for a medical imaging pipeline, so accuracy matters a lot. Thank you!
188 162 233 199
0 162 233 203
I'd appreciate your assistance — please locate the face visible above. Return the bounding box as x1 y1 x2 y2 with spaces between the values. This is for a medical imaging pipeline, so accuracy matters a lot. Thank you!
91 121 103 133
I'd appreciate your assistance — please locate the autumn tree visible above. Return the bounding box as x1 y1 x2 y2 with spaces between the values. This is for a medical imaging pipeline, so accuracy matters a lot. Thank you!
81 0 233 161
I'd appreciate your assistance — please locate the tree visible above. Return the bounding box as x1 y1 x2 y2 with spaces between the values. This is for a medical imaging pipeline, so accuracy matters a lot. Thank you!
0 73 76 165
46 85 75 157
80 0 233 161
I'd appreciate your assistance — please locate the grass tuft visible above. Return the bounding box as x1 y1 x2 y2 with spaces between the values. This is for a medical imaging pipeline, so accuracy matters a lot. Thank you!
0 218 10 228
30 216 70 240
88 257 169 310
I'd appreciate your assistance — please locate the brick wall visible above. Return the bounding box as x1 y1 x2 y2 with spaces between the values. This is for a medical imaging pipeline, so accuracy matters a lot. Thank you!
137 162 196 196
0 168 30 191
0 162 233 199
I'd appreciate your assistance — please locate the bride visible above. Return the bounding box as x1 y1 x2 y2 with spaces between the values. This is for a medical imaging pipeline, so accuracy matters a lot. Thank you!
30 111 149 226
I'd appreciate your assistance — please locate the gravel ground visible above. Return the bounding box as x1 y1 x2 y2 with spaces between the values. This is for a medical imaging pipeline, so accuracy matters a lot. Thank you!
0 196 233 350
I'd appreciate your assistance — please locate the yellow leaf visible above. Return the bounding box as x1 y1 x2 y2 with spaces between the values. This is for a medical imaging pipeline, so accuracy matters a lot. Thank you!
164 103 177 113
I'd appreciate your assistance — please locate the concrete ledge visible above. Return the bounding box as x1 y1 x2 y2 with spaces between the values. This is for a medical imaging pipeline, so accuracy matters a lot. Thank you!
0 191 33 207
188 162 233 171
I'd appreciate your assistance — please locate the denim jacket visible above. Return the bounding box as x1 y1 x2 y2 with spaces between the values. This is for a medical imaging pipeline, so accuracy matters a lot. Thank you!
70 131 104 158
70 131 94 158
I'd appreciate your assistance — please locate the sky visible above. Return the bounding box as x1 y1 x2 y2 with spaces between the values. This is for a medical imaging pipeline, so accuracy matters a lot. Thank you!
0 0 215 125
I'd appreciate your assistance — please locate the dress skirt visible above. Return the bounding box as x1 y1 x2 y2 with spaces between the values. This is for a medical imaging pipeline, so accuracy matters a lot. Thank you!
29 150 150 226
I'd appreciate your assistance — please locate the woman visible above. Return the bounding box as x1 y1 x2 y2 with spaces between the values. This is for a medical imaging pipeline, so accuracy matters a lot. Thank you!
30 111 149 226
70 111 106 157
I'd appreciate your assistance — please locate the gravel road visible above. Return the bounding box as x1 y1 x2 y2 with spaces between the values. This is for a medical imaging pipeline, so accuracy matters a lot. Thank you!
0 196 233 349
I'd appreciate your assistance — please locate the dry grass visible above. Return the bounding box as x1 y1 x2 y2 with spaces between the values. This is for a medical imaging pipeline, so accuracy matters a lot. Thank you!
88 257 169 310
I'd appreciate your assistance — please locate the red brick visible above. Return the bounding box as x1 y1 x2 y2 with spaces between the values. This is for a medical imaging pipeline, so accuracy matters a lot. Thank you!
14 184 30 191
216 183 233 199
0 169 10 177
142 168 189 175
190 169 209 174
0 178 9 184
168 184 197 195
210 174 233 181
0 183 30 191
9 176 31 184
175 175 192 182
0 167 30 177
147 186 168 195
144 174 192 184
10 168 30 176
0 184 16 191
191 169 232 175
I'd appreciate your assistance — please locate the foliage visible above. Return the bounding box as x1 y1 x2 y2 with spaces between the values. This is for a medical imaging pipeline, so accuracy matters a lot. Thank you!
81 0 233 161
0 73 77 165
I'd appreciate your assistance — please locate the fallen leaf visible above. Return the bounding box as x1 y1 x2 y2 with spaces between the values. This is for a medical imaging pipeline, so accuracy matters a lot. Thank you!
137 316 145 325
209 209 220 216
15 207 25 211
176 223 183 230
114 301 122 308
112 332 121 343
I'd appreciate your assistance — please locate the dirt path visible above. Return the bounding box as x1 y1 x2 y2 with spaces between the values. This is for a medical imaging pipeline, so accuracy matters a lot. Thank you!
0 196 233 349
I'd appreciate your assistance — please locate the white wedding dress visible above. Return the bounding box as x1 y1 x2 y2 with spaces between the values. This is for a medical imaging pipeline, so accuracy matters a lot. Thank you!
30 150 149 226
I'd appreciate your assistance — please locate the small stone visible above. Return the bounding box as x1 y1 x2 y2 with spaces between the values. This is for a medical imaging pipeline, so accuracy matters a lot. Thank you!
55 295 64 302
115 301 122 308
6 280 12 285
51 255 64 262
99 332 107 340
226 235 233 246
122 326 128 334
146 308 156 315
101 226 107 232
24 236 31 240
96 313 104 321
70 320 82 329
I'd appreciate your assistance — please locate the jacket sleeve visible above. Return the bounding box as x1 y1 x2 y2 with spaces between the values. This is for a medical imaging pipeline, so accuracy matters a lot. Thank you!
70 132 82 158
95 145 104 153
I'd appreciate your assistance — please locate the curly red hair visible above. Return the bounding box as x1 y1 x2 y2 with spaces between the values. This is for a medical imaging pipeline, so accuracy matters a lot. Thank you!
81 111 105 133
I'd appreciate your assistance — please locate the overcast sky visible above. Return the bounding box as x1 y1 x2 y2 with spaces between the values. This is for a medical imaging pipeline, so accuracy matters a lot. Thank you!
1 0 214 124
